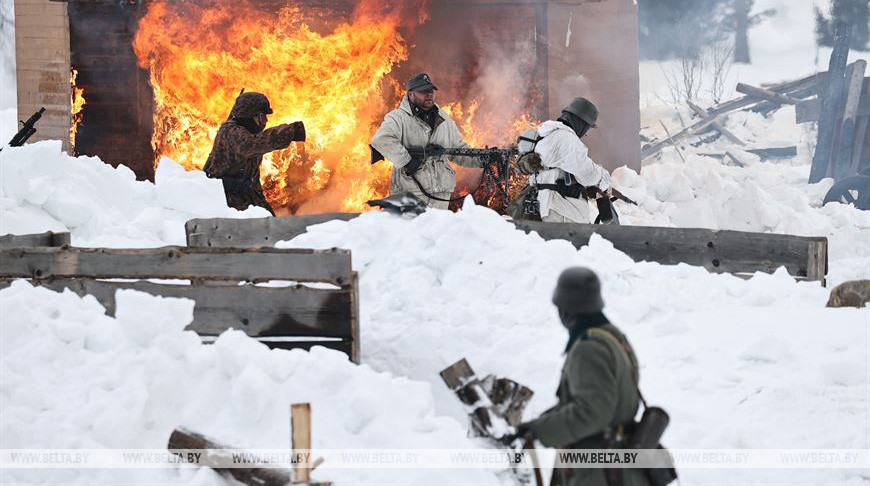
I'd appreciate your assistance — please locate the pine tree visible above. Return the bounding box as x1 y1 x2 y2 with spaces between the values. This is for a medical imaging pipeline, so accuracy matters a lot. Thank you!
816 0 870 51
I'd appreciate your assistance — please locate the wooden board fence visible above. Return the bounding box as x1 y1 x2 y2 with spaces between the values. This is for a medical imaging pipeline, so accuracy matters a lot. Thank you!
186 215 828 282
0 241 360 362
0 231 70 248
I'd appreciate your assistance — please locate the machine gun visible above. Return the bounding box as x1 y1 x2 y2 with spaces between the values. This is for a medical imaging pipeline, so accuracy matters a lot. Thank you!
370 144 518 209
2 108 46 151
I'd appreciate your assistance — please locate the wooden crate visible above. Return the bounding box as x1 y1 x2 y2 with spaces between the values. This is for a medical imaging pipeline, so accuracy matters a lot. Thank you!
0 239 360 362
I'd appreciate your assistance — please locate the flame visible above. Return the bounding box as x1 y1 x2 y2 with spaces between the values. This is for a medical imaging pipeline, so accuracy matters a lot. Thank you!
133 0 538 214
133 0 417 213
70 68 85 150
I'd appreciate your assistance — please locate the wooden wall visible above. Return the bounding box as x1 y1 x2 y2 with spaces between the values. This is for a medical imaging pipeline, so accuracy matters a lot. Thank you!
13 0 72 152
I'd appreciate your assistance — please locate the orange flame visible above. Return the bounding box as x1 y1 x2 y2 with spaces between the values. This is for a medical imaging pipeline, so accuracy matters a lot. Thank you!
70 68 85 150
133 0 537 214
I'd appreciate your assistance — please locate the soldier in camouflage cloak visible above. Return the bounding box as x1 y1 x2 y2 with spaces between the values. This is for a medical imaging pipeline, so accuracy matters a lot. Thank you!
204 92 305 215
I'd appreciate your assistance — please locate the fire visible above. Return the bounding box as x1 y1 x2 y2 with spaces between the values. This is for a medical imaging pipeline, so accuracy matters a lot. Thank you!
133 0 538 214
70 68 85 150
134 0 414 213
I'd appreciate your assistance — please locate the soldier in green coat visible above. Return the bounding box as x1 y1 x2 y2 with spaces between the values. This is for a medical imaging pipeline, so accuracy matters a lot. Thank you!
516 267 650 486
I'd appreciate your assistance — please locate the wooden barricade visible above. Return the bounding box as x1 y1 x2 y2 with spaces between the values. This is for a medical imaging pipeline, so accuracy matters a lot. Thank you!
185 215 828 282
0 238 360 362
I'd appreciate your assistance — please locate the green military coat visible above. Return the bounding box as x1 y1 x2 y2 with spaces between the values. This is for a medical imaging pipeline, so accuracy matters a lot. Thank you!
529 323 650 486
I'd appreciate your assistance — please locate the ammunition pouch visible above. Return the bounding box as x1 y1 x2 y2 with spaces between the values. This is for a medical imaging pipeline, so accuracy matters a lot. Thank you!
533 179 586 199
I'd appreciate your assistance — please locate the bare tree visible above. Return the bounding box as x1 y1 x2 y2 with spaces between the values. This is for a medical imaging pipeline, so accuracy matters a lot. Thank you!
707 38 735 104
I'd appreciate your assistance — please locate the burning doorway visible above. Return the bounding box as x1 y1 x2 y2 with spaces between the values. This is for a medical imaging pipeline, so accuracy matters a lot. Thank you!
14 0 640 214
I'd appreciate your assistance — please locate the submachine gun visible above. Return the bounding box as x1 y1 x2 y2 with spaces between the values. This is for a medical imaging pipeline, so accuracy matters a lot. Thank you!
371 144 517 209
1 107 46 152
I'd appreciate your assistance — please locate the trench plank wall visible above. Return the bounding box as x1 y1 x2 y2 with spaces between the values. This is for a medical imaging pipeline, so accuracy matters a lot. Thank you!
0 243 360 362
13 0 72 152
186 215 828 282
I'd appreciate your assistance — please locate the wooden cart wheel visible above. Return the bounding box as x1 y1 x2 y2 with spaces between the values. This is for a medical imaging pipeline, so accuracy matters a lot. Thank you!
823 174 870 210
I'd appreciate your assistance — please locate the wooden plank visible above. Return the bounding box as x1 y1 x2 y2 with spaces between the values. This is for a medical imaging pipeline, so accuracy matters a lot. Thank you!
851 116 869 174
687 101 745 146
511 221 828 280
186 214 359 248
833 61 867 178
187 216 829 281
349 272 360 364
0 247 353 285
0 231 70 248
797 89 870 123
810 21 852 183
707 72 819 117
736 83 799 105
291 403 312 484
0 279 355 338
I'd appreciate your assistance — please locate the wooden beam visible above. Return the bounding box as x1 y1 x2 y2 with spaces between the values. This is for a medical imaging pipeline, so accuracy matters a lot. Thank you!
0 231 70 248
186 216 829 281
0 278 356 338
796 96 870 123
0 246 353 285
833 60 867 179
292 403 312 484
186 213 358 248
707 73 819 117
511 221 828 281
736 83 799 105
687 101 745 146
810 19 852 183
168 428 288 486
641 114 722 160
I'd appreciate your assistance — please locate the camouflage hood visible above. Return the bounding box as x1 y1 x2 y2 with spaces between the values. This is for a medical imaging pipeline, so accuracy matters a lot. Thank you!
230 92 273 118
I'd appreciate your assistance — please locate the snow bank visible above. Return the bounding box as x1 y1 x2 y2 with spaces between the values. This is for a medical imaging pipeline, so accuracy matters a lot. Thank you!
278 202 869 485
0 281 502 485
0 141 267 247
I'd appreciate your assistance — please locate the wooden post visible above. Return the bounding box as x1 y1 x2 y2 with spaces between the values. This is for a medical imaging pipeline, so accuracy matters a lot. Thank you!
810 15 852 183
832 60 867 179
291 403 312 484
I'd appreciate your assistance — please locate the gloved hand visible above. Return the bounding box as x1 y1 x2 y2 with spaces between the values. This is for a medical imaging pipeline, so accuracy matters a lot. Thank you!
288 121 306 142
498 422 534 446
402 153 424 176
516 152 542 175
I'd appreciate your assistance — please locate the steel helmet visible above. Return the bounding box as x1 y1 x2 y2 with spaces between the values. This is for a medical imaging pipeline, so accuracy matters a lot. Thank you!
230 92 273 118
562 97 599 128
552 267 605 314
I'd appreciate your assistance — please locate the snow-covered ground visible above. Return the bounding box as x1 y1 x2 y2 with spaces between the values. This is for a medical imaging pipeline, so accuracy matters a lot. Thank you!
1 0 868 485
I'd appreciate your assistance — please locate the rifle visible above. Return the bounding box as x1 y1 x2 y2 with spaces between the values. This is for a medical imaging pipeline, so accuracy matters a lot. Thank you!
3 107 46 151
371 144 518 208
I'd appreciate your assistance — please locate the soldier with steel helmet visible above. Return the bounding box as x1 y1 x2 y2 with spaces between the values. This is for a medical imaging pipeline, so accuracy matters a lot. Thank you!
204 91 306 215
514 97 614 223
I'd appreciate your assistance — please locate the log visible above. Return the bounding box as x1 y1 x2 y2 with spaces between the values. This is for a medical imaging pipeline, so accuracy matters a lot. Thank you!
186 216 829 281
186 213 358 248
833 60 867 179
168 428 289 486
641 115 722 160
810 18 852 183
511 221 828 281
0 231 70 248
687 101 745 146
0 246 353 285
736 83 799 105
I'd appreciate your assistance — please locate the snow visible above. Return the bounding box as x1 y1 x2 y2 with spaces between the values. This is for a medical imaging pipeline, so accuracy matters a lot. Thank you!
1 0 869 485
0 142 268 247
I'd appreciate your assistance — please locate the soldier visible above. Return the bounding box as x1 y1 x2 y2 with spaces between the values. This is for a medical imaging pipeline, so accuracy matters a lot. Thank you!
204 92 305 215
509 267 650 486
371 73 481 209
515 98 613 223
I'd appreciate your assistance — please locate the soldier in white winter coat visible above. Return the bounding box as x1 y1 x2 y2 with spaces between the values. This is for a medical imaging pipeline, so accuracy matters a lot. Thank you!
517 98 613 223
371 73 480 209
